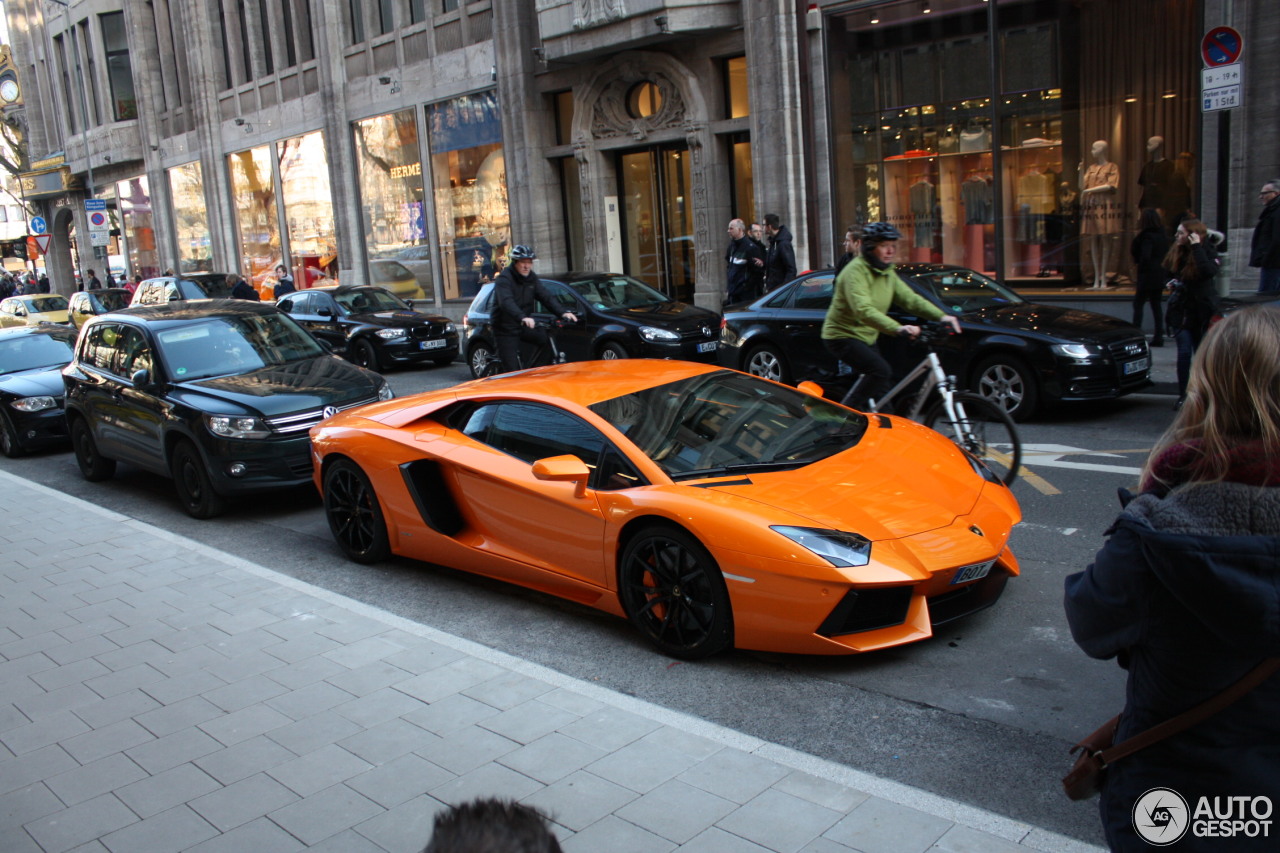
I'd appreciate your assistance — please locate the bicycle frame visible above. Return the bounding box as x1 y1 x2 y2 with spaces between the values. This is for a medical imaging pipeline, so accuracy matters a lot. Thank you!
870 351 951 420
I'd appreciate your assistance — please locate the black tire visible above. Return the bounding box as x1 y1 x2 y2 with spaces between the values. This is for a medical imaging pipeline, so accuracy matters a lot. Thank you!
468 340 500 378
598 341 629 360
171 441 227 519
0 411 24 458
71 417 116 481
744 343 790 384
972 355 1038 422
351 338 381 372
618 524 733 660
323 458 391 563
923 392 1022 486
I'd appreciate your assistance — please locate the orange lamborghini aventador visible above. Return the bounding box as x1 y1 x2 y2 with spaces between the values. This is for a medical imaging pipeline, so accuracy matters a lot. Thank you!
310 360 1021 659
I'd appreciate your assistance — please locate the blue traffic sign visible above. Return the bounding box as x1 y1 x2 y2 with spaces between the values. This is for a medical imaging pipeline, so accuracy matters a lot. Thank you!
29 216 46 235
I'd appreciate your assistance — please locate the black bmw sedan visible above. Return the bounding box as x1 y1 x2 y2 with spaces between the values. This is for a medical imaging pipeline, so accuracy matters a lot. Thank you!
462 273 721 378
719 264 1151 420
0 324 78 457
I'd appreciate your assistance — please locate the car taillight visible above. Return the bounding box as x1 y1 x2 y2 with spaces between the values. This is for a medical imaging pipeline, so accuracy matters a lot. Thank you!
462 313 470 328
719 317 727 330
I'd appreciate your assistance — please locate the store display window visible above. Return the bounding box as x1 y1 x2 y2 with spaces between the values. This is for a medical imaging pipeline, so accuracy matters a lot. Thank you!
279 130 337 291
228 145 282 291
168 162 212 273
115 176 158 279
354 109 430 295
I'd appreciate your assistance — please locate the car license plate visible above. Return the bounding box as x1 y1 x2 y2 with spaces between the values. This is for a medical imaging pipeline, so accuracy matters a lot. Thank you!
420 339 447 350
950 560 994 585
697 341 718 353
1123 357 1149 375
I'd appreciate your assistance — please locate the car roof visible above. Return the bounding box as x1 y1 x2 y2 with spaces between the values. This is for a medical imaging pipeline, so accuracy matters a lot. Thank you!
88 299 280 327
73 288 132 296
0 323 76 340
295 284 389 295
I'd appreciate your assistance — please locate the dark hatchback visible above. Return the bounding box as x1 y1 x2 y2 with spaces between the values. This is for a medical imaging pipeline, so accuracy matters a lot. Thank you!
0 324 78 457
63 301 393 518
275 284 458 371
130 273 235 306
462 272 721 378
719 264 1151 420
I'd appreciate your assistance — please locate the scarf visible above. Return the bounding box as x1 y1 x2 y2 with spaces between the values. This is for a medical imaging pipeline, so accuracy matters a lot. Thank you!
1142 439 1280 494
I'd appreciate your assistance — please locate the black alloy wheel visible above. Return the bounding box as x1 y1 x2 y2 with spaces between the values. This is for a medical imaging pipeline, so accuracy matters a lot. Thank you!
323 458 391 563
973 354 1038 422
468 340 500 378
352 338 381 372
0 410 23 458
618 524 733 659
71 417 116 481
171 441 228 519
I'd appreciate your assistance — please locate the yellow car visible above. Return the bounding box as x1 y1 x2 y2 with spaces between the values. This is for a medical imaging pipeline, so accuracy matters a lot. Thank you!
68 288 132 330
371 259 425 302
0 294 71 328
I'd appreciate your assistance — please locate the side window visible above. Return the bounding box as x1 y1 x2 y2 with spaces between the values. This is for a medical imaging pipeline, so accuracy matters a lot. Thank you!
792 275 834 310
116 327 153 378
544 284 579 312
81 323 123 373
164 282 180 302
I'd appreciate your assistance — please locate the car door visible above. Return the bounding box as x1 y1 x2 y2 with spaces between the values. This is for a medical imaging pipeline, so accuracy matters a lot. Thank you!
281 292 343 351
447 401 611 588
539 281 594 361
0 299 19 328
782 273 839 378
106 326 170 468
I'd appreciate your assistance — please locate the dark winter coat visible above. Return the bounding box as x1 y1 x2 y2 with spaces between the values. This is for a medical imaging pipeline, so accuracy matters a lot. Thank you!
1250 196 1280 269
1129 227 1171 294
765 225 797 291
273 275 295 298
725 235 763 304
1064 465 1280 852
230 278 260 301
492 266 559 333
1163 242 1218 334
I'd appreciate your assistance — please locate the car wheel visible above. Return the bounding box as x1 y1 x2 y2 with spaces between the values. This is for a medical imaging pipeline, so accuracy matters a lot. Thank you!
323 458 391 563
0 411 24 458
171 441 227 519
744 343 790 384
598 341 629 360
973 355 1039 422
352 338 381 372
71 417 116 481
618 524 733 660
468 340 500 378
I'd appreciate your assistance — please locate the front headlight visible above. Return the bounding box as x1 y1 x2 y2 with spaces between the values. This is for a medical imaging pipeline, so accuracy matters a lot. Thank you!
377 381 395 401
375 328 407 339
444 322 456 334
10 396 58 413
1050 343 1103 359
638 325 680 342
205 415 271 439
771 526 872 567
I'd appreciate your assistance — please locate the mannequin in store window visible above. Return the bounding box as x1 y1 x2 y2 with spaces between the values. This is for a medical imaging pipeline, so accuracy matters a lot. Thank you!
1137 136 1175 224
1080 140 1121 288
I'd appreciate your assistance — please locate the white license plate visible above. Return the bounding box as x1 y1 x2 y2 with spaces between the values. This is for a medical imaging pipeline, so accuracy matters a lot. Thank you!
419 339 447 350
950 560 994 585
1123 357 1149 375
697 341 718 353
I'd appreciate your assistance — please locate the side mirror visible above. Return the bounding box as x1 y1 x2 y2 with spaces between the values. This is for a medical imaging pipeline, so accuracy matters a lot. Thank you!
130 368 153 388
315 338 334 352
797 380 826 398
318 307 334 318
531 454 591 498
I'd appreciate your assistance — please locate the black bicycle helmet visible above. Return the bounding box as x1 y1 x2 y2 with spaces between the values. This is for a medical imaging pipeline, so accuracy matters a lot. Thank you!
860 222 902 245
509 245 537 261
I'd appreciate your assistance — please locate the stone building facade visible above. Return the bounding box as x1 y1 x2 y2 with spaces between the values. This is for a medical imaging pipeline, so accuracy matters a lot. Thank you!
2 0 1275 315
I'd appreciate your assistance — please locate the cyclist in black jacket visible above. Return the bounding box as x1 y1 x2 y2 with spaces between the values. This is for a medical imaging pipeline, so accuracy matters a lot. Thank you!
492 245 577 372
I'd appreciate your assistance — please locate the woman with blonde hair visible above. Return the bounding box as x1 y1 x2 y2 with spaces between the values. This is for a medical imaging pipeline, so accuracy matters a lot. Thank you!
1065 305 1280 851
1162 218 1219 408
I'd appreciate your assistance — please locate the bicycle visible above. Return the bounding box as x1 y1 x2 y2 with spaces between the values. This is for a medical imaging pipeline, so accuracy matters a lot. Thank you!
827 321 1022 486
471 317 572 378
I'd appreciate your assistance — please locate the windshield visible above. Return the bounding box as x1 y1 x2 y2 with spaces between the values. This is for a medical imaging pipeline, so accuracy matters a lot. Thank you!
907 269 1025 313
335 288 409 314
155 314 327 380
96 291 131 311
567 276 671 311
0 332 76 374
27 296 69 313
590 371 868 481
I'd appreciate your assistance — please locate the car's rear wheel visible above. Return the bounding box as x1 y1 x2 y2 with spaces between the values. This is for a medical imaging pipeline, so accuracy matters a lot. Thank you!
618 524 733 660
0 411 24 458
352 338 381 372
323 458 391 563
171 441 227 519
468 340 500 378
71 418 116 481
744 343 790 384
973 354 1038 422
599 341 629 360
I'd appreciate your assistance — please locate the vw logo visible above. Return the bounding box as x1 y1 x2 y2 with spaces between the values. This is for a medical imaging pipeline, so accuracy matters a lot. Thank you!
322 406 338 419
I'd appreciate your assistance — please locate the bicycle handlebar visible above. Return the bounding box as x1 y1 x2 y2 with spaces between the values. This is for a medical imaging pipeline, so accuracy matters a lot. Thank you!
913 319 960 346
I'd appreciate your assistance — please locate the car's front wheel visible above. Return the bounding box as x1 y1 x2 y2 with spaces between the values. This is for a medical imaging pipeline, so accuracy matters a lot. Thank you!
618 524 733 660
598 341 629 360
351 338 381 372
0 411 24 458
744 343 790 384
171 441 227 519
973 355 1038 421
71 417 116 481
468 340 500 379
323 458 391 563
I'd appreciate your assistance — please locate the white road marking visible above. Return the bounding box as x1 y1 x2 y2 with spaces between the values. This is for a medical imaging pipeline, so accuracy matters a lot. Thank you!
1020 443 1145 476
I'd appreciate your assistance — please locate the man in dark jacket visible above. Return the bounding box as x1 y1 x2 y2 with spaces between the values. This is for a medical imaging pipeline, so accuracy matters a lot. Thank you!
86 269 102 290
228 273 260 301
1249 179 1280 292
272 264 295 298
763 213 797 292
724 219 763 305
492 245 576 373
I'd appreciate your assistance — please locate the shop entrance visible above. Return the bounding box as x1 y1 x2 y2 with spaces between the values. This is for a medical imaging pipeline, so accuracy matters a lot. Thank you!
617 146 693 303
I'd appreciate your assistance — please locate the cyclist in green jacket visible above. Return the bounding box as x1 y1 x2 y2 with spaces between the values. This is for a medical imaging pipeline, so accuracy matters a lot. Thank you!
821 222 961 410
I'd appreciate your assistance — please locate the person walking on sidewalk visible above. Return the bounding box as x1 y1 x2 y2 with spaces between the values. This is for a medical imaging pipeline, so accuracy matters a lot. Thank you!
1130 208 1170 346
1064 305 1280 853
1250 178 1280 293
1162 219 1219 409
763 213 797 292
724 218 763 305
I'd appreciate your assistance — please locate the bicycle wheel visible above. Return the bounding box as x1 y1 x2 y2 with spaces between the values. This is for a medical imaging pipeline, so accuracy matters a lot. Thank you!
922 392 1022 486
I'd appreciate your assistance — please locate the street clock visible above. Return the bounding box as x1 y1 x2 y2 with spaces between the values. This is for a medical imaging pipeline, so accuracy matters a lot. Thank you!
0 46 22 107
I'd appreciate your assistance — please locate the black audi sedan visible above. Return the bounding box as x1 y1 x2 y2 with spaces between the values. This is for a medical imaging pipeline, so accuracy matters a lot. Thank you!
719 264 1151 420
462 273 721 378
63 301 392 518
0 324 78 457
275 285 458 371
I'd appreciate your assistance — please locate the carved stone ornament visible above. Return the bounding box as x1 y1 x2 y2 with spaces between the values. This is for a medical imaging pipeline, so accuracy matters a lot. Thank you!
573 0 628 31
591 70 686 141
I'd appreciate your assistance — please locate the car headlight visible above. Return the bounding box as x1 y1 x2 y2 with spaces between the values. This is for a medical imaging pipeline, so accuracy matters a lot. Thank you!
205 415 271 439
377 381 394 401
638 325 680 342
375 328 407 339
9 396 59 413
1050 343 1103 359
444 322 456 334
771 526 872 567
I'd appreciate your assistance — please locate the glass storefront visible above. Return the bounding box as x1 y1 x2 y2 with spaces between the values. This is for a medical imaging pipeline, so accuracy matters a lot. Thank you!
353 109 430 299
168 161 212 273
278 130 337 292
116 176 158 279
428 91 509 300
829 0 1200 287
228 145 281 294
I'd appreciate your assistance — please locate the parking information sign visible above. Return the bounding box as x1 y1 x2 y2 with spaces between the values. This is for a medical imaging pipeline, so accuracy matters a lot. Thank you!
1202 63 1242 112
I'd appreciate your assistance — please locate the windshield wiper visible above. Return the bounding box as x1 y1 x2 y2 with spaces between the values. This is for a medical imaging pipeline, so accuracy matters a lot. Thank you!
672 460 805 481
